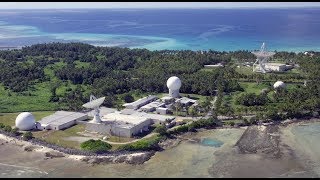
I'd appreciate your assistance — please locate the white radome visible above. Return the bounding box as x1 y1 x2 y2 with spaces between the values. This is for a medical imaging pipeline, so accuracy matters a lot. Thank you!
273 81 286 89
15 112 36 131
167 76 182 90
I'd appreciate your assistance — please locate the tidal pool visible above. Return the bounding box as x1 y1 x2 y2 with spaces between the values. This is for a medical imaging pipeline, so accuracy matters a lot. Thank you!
201 138 224 147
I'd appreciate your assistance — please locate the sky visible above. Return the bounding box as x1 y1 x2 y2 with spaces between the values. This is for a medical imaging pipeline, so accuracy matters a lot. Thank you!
0 2 320 9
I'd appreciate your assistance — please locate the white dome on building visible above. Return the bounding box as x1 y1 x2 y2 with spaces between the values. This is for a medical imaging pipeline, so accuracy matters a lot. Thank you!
273 81 286 89
15 112 36 131
167 76 182 90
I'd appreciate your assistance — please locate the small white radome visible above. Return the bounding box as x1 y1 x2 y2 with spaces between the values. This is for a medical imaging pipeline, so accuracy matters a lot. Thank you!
15 112 35 131
167 76 181 90
273 81 286 89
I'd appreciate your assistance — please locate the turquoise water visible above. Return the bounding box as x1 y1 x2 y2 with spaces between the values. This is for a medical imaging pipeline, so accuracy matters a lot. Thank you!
0 8 320 52
201 138 224 147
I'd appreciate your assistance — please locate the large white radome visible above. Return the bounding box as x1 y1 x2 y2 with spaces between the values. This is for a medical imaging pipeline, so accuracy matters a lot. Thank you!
167 76 181 90
273 81 286 89
15 112 35 131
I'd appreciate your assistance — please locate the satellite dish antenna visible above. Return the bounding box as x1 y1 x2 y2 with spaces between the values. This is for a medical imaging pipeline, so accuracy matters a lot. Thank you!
82 95 105 123
252 42 275 73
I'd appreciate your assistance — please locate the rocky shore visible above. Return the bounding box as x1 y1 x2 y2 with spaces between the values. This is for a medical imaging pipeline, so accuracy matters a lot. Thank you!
0 133 155 165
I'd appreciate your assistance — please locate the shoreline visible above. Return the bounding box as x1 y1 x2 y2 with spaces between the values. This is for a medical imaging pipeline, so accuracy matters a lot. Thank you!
0 117 319 165
0 134 155 165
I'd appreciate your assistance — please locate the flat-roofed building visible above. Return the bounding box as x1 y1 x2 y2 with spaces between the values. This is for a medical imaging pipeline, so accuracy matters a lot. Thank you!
85 106 116 117
140 101 165 112
254 63 294 72
156 107 168 115
85 112 152 137
175 97 197 107
36 111 88 130
85 109 176 137
123 95 158 110
204 63 224 68
160 96 175 104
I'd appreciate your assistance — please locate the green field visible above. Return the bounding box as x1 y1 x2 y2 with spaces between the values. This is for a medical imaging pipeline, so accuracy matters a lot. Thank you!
235 65 256 76
225 81 300 111
0 82 60 113
0 111 55 126
32 124 85 149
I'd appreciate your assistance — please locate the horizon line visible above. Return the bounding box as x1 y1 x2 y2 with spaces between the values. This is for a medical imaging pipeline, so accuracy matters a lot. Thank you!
1 6 320 10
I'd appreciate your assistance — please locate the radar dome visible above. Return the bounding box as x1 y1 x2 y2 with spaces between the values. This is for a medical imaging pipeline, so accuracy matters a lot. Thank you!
273 81 286 89
167 76 181 90
15 112 35 131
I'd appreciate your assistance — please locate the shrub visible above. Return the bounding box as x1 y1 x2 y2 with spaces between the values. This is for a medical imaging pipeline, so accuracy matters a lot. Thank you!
187 123 197 132
118 136 162 151
153 124 167 136
0 123 5 129
11 127 20 136
229 121 235 126
80 139 112 153
173 125 189 134
235 93 268 106
23 131 33 141
249 116 258 125
123 94 134 103
3 125 12 132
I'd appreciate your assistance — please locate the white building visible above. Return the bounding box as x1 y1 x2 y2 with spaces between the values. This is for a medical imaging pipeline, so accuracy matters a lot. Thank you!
175 97 197 107
123 95 158 110
86 112 152 137
156 107 168 115
167 76 182 98
204 63 224 68
273 81 286 89
36 111 88 130
15 112 36 131
140 101 165 112
254 63 294 72
160 96 175 104
85 110 175 137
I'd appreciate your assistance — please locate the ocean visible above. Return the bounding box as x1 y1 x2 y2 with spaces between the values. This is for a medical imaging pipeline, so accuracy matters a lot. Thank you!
0 8 320 52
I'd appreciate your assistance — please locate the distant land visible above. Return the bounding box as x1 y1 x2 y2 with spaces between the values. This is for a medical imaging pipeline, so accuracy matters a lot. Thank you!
0 8 320 52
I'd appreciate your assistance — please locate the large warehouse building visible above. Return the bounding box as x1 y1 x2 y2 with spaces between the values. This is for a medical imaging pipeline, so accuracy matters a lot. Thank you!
123 95 158 110
85 109 175 137
36 111 88 130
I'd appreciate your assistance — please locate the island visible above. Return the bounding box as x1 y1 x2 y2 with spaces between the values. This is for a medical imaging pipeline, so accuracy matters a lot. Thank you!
0 42 319 166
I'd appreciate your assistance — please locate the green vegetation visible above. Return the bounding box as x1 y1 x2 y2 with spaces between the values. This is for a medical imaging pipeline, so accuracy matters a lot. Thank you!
117 134 163 151
169 117 221 134
80 139 112 153
23 131 33 140
0 43 244 112
0 43 320 151
0 111 55 126
153 124 167 136
3 125 12 132
235 93 268 106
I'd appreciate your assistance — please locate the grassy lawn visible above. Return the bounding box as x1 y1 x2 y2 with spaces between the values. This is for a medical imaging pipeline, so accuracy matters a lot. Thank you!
32 124 85 149
235 65 255 76
106 135 135 143
0 82 60 113
226 82 300 111
225 82 270 110
239 82 270 95
0 111 55 126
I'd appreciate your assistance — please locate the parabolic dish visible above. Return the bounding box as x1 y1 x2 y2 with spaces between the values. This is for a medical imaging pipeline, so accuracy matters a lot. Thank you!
252 51 276 57
82 97 105 109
